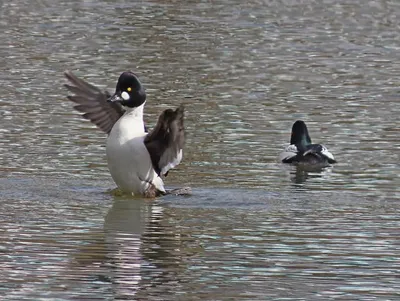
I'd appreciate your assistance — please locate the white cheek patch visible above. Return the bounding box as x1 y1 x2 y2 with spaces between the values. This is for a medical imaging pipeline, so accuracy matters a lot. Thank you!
121 91 130 101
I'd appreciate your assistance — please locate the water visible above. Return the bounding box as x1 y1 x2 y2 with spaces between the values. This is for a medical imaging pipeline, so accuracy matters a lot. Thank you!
0 0 399 300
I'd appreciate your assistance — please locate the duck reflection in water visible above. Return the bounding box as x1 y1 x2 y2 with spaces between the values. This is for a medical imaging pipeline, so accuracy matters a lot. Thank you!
290 164 333 185
69 197 197 300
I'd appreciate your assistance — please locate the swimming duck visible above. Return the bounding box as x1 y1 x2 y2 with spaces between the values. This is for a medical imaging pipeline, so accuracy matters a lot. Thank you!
279 120 336 165
64 71 185 198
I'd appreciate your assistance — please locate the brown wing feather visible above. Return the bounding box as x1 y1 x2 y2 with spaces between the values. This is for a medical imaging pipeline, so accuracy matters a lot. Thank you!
64 71 125 134
144 105 185 176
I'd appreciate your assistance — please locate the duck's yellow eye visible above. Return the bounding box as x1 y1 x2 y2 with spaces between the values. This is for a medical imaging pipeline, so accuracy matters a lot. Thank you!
127 87 132 92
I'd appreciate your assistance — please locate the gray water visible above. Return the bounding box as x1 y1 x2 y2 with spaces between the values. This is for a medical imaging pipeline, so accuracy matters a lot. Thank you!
0 0 399 300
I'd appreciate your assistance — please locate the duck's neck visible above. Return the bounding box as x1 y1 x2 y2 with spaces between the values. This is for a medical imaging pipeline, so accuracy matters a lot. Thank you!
117 102 146 137
291 132 312 146
291 133 312 153
124 102 145 120
300 136 311 147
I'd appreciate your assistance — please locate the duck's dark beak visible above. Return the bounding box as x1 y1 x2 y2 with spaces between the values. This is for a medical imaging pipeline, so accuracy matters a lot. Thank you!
108 93 123 103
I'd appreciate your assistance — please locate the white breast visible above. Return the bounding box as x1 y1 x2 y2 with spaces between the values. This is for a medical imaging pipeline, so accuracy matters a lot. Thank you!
106 104 165 195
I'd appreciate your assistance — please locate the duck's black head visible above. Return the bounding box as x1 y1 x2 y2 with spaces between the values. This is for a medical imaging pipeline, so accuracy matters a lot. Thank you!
108 72 146 108
290 120 312 146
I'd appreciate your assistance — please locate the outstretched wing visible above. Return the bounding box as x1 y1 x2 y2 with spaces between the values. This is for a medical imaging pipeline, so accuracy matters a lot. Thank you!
64 71 125 134
144 105 185 176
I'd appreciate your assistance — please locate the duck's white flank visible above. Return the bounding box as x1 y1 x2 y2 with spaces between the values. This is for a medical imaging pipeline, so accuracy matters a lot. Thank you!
278 144 298 162
106 102 165 195
319 145 335 161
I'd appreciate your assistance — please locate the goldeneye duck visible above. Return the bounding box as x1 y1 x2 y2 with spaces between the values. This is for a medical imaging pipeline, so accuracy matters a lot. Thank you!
64 71 187 198
279 120 336 165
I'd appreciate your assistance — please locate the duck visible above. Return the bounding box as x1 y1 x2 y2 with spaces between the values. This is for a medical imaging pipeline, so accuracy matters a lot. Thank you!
64 71 186 198
279 120 336 165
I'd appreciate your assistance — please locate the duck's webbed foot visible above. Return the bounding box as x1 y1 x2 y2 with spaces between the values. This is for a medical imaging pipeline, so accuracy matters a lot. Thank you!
165 187 192 196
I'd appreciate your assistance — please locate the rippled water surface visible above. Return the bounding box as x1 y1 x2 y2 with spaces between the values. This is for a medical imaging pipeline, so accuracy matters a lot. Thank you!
0 0 399 300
